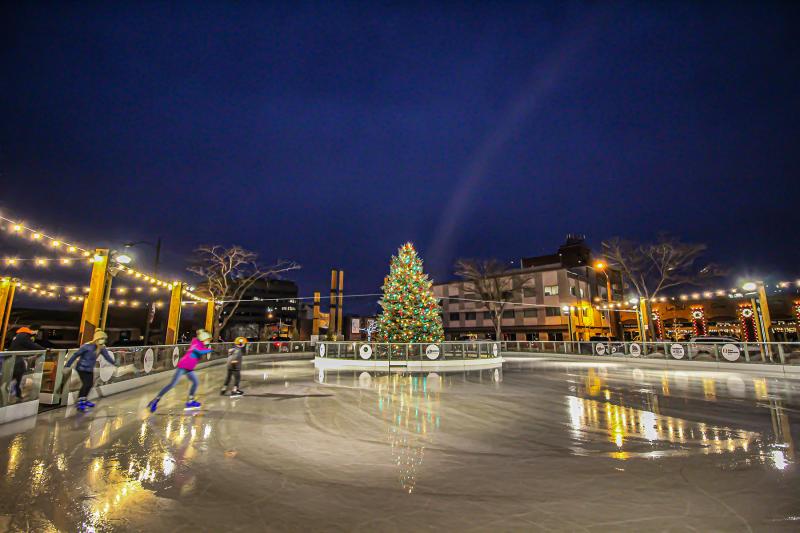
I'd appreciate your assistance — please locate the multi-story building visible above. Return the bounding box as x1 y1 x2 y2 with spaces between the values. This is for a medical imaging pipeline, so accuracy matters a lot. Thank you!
220 278 299 340
434 235 624 341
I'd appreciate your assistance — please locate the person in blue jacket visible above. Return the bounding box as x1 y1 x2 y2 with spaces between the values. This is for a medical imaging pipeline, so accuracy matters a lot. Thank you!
65 330 117 412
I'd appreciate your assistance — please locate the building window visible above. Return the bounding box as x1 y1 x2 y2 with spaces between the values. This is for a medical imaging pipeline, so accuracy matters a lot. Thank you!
465 312 476 320
570 286 577 296
545 307 561 317
449 313 460 321
583 308 590 317
526 332 539 341
523 309 538 318
483 312 494 321
544 285 559 296
522 287 536 298
502 310 515 318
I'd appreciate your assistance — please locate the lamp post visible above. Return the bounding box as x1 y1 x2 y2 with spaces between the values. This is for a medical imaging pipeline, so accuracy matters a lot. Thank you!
594 262 617 339
742 281 772 345
562 305 575 342
124 237 162 344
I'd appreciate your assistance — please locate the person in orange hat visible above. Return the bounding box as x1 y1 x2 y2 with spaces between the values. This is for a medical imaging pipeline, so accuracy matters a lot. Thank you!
8 324 44 400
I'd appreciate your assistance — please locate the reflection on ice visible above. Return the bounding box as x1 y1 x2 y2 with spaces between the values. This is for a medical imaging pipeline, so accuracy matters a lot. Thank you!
565 367 796 469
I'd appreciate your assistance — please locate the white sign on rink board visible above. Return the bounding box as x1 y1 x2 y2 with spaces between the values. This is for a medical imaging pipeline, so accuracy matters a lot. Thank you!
670 344 685 359
721 343 741 362
595 343 606 355
629 343 641 357
359 344 373 360
426 344 440 360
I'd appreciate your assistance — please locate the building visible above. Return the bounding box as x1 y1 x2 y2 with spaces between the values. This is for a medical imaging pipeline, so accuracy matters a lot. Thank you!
434 235 624 341
637 292 800 342
220 279 299 340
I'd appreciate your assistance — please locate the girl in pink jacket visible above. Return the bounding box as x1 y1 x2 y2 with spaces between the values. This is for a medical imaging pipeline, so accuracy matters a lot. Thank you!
148 330 213 412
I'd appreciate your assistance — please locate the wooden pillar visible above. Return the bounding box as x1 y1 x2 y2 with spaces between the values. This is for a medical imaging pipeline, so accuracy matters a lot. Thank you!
312 291 320 336
0 278 16 348
329 270 338 338
756 283 773 343
79 248 110 344
205 299 215 335
165 282 183 344
337 270 344 337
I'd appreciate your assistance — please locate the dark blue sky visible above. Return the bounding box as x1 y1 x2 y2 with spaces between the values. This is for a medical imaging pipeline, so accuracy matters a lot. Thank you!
1 1 799 307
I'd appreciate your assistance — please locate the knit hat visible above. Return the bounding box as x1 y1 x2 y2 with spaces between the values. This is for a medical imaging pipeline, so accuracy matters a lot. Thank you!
197 329 212 342
92 330 108 343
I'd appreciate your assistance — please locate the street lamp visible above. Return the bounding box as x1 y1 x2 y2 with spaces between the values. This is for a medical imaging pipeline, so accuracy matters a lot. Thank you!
593 261 617 339
124 238 162 344
562 305 575 342
741 280 773 345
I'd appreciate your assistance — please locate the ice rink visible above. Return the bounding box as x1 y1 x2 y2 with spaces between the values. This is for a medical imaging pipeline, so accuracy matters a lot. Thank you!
0 357 798 531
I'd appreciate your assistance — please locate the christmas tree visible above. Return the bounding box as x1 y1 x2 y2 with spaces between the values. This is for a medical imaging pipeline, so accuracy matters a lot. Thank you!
376 243 444 343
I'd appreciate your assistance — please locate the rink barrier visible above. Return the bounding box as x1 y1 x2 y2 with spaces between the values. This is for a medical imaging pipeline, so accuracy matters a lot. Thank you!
1 341 316 416
0 351 46 424
316 341 502 362
497 340 800 368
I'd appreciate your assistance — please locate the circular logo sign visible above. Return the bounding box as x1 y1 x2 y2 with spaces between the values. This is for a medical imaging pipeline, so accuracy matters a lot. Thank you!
425 344 440 360
359 344 373 360
172 347 181 367
651 312 659 321
741 308 753 318
318 344 326 358
99 351 116 382
143 348 154 373
691 310 704 320
629 343 641 357
492 343 499 357
721 343 741 362
670 344 685 359
595 343 606 355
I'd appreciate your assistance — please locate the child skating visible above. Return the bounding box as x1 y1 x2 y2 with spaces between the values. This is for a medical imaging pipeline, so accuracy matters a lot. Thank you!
148 329 213 412
221 336 247 396
65 330 118 412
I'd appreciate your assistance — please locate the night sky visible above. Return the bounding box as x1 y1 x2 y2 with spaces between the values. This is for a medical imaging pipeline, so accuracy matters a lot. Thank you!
2 2 799 310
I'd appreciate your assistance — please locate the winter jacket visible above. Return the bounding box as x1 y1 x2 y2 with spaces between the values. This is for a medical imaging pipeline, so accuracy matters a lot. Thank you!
226 346 244 368
66 343 116 373
177 338 213 371
8 331 44 375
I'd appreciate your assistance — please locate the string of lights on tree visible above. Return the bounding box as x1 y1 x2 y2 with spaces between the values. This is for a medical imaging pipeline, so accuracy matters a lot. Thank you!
376 243 444 343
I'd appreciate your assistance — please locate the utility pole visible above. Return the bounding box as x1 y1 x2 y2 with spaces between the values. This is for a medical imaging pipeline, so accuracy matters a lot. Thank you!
143 237 162 344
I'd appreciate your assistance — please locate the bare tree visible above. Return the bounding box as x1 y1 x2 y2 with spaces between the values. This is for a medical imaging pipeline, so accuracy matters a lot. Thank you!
188 245 300 340
454 259 532 341
601 235 722 339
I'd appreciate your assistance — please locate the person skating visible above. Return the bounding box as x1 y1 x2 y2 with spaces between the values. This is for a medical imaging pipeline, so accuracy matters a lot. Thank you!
65 330 117 412
8 324 44 400
148 330 213 412
221 336 246 396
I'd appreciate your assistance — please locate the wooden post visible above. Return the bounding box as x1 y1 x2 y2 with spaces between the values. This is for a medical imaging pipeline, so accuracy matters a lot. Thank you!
79 249 110 344
329 270 338 338
165 282 183 344
312 292 320 336
0 278 16 348
205 299 215 335
337 270 344 337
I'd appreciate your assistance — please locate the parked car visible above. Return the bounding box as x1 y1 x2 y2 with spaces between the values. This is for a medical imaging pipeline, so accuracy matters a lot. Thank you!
688 336 740 360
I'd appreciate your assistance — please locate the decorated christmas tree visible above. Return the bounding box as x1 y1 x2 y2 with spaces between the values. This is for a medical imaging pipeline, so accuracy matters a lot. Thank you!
376 243 444 343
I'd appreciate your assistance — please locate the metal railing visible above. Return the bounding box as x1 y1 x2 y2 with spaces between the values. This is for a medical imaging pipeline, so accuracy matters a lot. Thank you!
4 340 317 407
499 340 800 365
317 341 502 362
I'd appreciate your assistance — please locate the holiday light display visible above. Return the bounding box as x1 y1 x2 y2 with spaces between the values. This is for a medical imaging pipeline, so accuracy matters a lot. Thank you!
690 306 707 336
376 243 444 343
738 304 757 342
651 310 664 339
